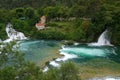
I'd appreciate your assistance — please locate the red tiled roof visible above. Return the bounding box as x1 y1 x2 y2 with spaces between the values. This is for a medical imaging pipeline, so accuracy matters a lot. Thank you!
36 23 45 27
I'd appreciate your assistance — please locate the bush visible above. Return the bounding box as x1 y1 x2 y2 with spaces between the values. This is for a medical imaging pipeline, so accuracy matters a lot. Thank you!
44 62 80 80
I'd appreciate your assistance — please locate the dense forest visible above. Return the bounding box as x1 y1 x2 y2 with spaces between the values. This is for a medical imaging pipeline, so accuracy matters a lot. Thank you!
0 0 120 44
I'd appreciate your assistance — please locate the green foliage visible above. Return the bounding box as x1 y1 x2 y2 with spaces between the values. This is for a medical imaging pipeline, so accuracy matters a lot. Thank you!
69 19 94 42
60 62 79 80
14 8 25 18
44 7 58 20
92 0 120 44
44 62 80 80
70 5 86 17
25 7 36 19
0 67 16 80
0 23 7 39
43 68 60 80
30 28 65 40
0 42 25 67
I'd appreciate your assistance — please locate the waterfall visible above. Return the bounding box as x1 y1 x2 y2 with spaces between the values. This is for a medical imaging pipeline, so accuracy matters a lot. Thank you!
97 29 111 45
4 23 27 42
89 29 112 46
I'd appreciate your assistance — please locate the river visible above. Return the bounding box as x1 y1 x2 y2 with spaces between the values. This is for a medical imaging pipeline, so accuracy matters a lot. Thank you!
19 40 120 79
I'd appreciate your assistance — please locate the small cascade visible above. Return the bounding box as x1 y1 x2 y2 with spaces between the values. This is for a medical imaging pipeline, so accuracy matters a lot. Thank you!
97 29 111 45
89 29 112 46
4 23 27 42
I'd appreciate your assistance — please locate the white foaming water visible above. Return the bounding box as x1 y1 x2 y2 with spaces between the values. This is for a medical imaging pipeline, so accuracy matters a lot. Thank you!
60 47 110 57
89 29 112 46
89 77 120 80
44 51 77 72
57 45 78 62
49 61 60 67
56 52 78 61
44 46 77 72
97 30 110 45
4 23 27 42
74 42 79 46
106 78 116 80
43 66 49 72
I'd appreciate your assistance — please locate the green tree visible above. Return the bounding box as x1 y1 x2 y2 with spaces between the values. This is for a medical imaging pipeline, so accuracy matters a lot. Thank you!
25 7 36 19
44 6 58 20
70 5 86 17
14 8 25 19
60 62 80 80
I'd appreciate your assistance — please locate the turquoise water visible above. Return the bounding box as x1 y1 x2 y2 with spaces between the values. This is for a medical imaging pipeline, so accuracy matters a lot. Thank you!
61 44 120 63
19 40 61 64
19 40 120 65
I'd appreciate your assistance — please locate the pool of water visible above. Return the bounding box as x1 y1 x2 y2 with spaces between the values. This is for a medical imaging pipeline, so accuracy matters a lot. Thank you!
19 40 120 65
19 40 61 64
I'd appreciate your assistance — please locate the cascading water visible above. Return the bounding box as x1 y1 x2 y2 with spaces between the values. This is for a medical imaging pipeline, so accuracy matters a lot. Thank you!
89 29 112 46
4 23 27 42
97 29 111 45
